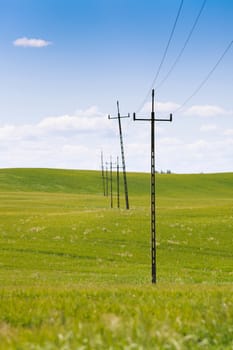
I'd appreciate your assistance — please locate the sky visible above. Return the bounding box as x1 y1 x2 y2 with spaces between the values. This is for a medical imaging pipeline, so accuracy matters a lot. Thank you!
0 0 232 173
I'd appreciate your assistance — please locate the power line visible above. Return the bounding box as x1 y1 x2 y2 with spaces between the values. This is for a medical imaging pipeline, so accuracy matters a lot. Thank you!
137 0 184 113
156 0 207 91
173 39 233 114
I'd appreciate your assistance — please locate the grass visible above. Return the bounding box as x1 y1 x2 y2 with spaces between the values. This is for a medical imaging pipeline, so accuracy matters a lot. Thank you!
0 168 232 349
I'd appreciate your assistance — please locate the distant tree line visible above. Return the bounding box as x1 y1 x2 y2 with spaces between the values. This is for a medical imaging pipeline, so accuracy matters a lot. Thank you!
155 170 172 174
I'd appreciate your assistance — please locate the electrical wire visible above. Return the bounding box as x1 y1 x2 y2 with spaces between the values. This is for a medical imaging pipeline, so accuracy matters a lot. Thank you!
155 0 207 91
136 0 184 113
173 39 233 114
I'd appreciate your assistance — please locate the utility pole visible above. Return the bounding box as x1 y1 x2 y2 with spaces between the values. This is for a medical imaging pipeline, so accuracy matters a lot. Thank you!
106 157 120 209
101 151 106 196
116 156 120 208
133 89 172 284
105 162 109 197
112 156 121 209
110 157 113 208
108 102 130 210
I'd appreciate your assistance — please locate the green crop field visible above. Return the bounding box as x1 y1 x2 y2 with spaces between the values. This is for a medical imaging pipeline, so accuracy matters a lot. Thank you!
0 168 232 349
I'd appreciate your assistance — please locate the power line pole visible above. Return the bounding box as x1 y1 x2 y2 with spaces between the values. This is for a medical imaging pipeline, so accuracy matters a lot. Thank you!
108 102 130 210
101 151 106 196
106 157 120 209
133 89 172 284
112 156 121 209
116 156 120 209
110 157 113 208
105 162 109 197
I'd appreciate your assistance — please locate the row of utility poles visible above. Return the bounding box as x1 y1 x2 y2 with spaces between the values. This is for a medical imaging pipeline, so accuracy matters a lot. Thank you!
108 101 130 210
101 100 130 210
104 89 172 284
101 153 121 209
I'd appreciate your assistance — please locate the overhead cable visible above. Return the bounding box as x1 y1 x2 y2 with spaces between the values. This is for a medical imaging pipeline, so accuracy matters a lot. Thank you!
155 0 207 91
173 39 233 114
136 0 184 113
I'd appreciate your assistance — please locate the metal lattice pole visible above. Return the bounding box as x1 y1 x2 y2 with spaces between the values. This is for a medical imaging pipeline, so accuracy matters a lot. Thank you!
151 90 156 283
133 89 172 284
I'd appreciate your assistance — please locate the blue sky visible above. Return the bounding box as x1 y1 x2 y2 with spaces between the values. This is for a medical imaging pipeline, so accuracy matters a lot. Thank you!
0 0 232 173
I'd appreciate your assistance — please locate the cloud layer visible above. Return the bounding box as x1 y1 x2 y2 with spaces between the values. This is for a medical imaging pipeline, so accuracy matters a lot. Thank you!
0 104 232 173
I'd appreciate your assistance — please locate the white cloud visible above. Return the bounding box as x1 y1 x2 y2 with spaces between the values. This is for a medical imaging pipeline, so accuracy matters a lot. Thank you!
0 106 118 170
13 37 52 48
0 107 111 140
185 105 232 117
38 112 109 133
200 124 217 132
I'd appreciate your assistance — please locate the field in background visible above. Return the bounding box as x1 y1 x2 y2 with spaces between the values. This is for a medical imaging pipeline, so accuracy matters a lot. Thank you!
0 169 232 349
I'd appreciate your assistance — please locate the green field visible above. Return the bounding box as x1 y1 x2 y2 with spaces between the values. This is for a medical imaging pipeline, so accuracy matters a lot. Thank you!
0 168 232 349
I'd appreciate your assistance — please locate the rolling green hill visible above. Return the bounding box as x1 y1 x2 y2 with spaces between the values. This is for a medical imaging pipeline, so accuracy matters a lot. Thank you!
0 168 232 197
0 168 232 349
0 168 102 194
